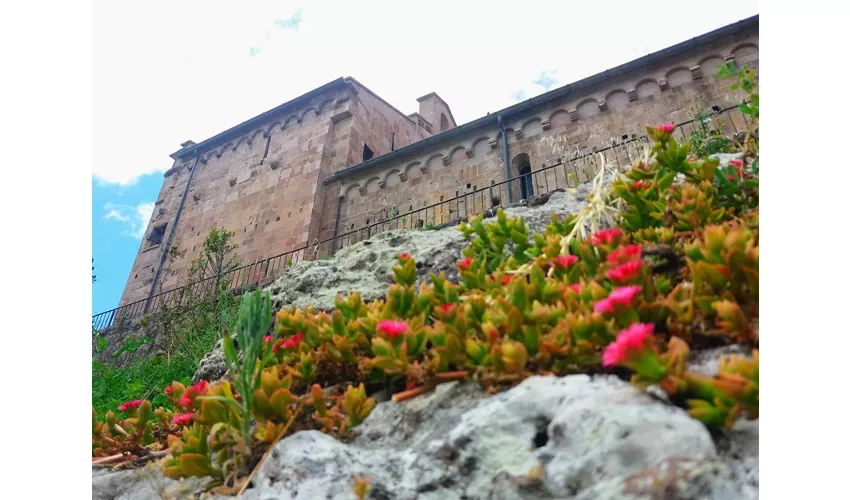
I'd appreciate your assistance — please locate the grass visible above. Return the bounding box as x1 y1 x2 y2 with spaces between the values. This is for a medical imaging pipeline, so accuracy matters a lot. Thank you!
92 291 240 419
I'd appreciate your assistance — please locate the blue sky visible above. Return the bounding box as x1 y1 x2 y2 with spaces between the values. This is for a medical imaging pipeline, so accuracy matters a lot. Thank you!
92 0 759 317
92 174 161 314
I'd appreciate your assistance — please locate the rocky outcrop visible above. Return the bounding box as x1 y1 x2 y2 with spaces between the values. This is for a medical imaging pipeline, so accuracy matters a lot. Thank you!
92 466 216 500
192 184 601 385
264 183 598 313
94 347 757 500
191 339 228 385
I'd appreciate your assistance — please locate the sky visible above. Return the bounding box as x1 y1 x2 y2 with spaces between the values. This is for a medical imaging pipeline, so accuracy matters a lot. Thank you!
92 0 759 315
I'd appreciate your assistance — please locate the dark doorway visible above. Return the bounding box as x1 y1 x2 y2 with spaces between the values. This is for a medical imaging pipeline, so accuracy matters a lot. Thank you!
512 153 534 201
519 166 533 200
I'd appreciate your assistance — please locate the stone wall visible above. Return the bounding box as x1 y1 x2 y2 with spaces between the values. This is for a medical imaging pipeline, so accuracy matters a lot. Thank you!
117 79 433 308
329 31 758 240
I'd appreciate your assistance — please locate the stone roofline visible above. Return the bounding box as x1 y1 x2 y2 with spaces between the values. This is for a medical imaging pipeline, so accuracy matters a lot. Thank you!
168 77 348 161
323 13 758 185
166 77 432 166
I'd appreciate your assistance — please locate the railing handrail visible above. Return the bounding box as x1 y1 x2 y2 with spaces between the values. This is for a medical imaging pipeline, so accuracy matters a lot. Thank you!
93 104 749 329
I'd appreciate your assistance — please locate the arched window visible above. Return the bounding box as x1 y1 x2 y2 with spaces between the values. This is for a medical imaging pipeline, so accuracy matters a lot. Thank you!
511 153 533 201
440 113 450 132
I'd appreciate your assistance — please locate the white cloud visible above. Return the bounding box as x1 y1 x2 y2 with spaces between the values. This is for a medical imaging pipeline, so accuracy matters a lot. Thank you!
93 0 759 186
103 203 129 222
102 201 155 239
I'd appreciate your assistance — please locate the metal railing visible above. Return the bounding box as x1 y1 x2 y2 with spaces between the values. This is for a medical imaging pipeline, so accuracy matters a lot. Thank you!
93 104 751 331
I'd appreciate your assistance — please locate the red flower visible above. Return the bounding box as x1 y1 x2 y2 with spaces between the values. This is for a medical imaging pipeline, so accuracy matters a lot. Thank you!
179 380 208 407
500 275 513 285
606 245 642 264
118 400 144 413
727 174 735 181
602 323 654 367
171 412 194 426
607 260 643 282
629 181 650 192
399 252 412 260
263 335 273 343
440 303 456 313
551 255 578 268
164 384 173 396
458 257 474 271
590 228 623 246
657 123 675 134
279 332 303 351
729 159 743 168
377 320 409 339
568 283 581 295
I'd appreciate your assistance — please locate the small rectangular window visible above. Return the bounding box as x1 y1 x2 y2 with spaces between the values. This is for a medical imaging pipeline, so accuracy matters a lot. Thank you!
147 223 167 247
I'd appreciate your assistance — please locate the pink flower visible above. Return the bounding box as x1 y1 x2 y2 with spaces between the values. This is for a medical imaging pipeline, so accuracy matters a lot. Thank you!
593 285 642 314
171 412 194 426
551 255 578 269
263 335 273 343
602 323 654 367
607 260 643 282
609 285 643 304
568 283 581 295
118 400 144 413
377 320 409 339
458 257 474 271
399 252 412 260
729 159 742 168
658 123 675 134
601 341 626 367
590 228 623 246
617 323 654 351
164 384 173 396
606 245 642 264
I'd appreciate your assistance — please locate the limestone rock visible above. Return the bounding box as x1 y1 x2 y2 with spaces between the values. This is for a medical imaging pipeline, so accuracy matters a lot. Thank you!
92 465 217 500
239 375 723 500
93 349 758 499
709 152 745 168
191 339 227 384
265 183 598 312
686 344 753 378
